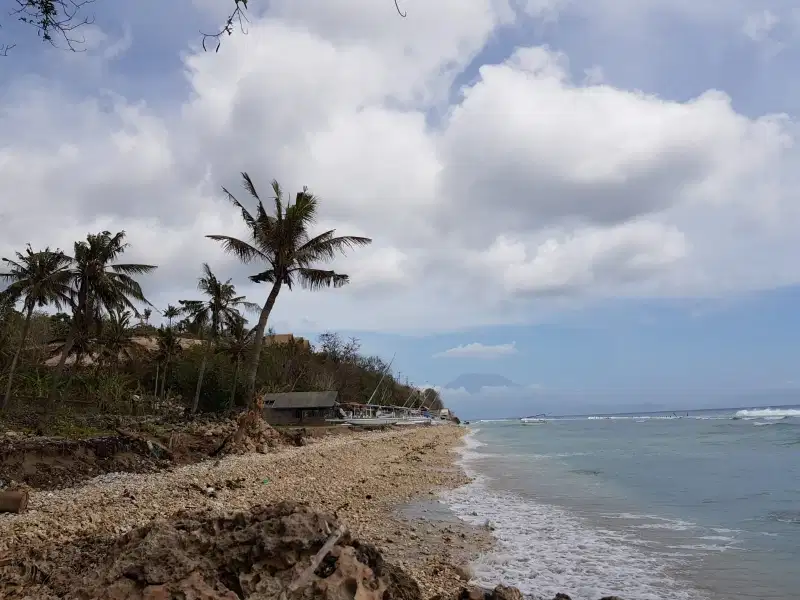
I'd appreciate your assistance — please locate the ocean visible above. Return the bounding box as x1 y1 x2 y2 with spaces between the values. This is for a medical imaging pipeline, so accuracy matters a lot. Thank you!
440 405 800 600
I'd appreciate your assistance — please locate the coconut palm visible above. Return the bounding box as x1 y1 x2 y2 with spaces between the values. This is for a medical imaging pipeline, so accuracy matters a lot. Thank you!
162 304 180 328
179 263 257 413
207 174 372 405
49 231 156 402
0 246 73 409
223 316 254 408
155 326 182 398
98 310 139 370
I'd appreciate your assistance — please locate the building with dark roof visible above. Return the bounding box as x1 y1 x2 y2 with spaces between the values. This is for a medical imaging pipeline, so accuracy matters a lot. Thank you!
262 391 339 426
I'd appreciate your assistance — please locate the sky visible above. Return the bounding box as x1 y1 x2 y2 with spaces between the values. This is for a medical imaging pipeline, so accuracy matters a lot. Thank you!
1 0 800 419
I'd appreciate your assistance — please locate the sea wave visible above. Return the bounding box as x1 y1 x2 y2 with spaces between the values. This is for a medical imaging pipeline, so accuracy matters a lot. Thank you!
734 408 800 419
441 480 704 600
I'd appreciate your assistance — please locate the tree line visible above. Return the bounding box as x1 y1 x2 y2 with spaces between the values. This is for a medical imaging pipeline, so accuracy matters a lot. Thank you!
0 173 443 416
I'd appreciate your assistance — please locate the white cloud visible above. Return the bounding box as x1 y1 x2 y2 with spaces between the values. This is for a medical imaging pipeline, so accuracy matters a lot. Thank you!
742 10 779 42
480 221 689 295
434 342 518 359
2 3 800 333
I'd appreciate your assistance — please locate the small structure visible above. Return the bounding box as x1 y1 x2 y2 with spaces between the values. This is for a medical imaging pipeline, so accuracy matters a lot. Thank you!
264 333 311 352
262 391 339 426
439 408 451 419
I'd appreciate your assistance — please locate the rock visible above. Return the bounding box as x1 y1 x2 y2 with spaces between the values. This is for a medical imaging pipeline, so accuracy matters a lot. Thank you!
454 564 473 582
459 588 486 600
5 502 423 600
458 585 525 600
554 594 572 600
491 585 524 600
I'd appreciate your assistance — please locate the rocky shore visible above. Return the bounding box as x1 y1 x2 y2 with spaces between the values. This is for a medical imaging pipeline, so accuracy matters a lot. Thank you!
0 424 625 599
1 425 492 597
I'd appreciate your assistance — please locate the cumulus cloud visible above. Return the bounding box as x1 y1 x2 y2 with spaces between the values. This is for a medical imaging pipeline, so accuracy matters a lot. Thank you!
2 1 800 333
434 342 518 359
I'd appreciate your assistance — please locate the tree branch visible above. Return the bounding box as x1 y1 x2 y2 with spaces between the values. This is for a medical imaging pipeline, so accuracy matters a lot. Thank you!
200 0 250 53
12 0 96 51
200 0 408 53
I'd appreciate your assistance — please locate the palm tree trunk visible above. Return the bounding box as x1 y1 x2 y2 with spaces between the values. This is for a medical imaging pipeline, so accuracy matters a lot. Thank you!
230 356 240 408
2 303 35 410
49 283 87 404
159 355 169 398
154 363 160 396
48 322 77 404
192 343 211 413
243 280 282 406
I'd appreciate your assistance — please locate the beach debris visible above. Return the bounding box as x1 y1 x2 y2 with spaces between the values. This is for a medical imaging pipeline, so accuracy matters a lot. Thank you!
116 428 174 460
0 490 28 513
286 524 347 594
2 502 422 600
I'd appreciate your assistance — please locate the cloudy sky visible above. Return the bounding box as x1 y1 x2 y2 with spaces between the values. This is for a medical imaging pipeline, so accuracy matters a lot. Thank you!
2 0 799 418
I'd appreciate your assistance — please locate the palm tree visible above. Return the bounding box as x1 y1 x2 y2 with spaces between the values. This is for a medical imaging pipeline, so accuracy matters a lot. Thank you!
162 304 180 328
98 310 139 370
179 263 256 413
0 246 73 409
223 316 254 408
49 231 156 402
155 326 181 398
207 174 372 405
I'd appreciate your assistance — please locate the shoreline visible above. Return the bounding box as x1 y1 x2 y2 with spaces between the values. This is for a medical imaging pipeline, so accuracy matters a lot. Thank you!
0 424 492 598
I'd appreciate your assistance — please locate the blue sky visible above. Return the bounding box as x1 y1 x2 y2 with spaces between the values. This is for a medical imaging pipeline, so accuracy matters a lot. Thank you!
2 0 800 418
316 284 800 402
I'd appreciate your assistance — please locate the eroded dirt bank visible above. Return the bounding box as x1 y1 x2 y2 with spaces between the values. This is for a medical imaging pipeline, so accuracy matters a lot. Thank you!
1 426 483 598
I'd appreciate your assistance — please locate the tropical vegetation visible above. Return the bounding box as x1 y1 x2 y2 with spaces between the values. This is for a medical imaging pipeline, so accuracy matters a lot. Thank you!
0 179 443 422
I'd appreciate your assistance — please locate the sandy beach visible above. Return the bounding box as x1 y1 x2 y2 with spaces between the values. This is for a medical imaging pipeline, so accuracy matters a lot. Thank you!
0 424 492 598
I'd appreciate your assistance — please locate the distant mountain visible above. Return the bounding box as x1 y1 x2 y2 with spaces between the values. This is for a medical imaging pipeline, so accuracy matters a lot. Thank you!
444 373 521 394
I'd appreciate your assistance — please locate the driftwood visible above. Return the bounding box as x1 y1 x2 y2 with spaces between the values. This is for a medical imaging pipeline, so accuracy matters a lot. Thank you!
282 525 346 598
115 429 174 460
0 490 29 513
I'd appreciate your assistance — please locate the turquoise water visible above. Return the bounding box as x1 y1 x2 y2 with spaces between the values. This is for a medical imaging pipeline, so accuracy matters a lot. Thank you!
441 406 800 600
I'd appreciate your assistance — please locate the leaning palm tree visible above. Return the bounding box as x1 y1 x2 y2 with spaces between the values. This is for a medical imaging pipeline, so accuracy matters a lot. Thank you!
207 174 372 405
179 263 257 413
0 246 73 409
49 231 156 402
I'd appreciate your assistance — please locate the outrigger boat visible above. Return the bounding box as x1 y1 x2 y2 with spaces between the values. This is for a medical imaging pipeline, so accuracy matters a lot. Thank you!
326 356 438 427
521 413 548 424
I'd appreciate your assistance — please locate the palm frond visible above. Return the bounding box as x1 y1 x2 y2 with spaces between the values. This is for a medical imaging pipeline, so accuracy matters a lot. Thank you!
110 263 157 275
241 172 260 201
241 300 261 313
205 235 266 264
286 190 319 228
295 268 350 291
270 179 284 223
249 269 277 284
222 186 257 230
294 232 372 265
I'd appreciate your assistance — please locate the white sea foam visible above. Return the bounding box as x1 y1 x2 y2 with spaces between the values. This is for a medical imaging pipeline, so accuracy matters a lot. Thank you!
441 479 705 600
734 408 800 419
448 431 716 599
